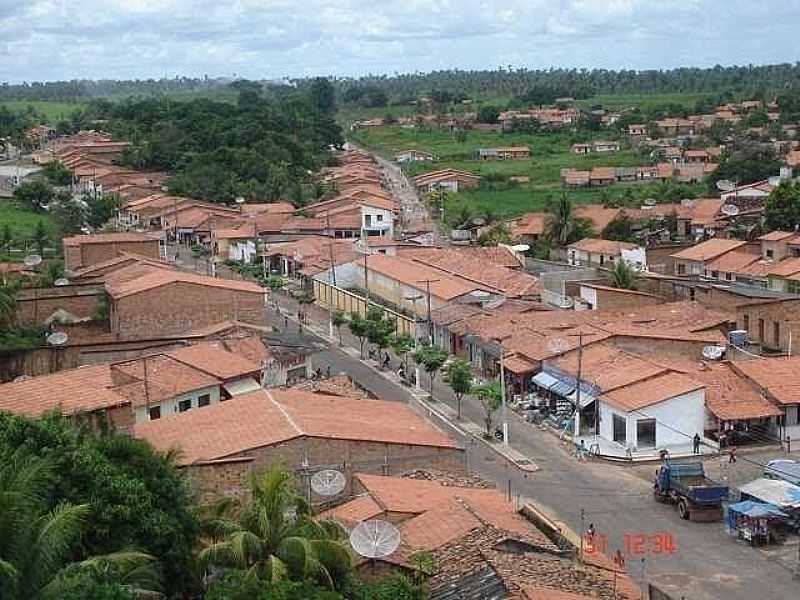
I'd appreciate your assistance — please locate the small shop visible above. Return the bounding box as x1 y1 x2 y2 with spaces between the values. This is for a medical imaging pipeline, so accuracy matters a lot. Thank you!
738 478 800 532
528 369 598 436
726 500 788 546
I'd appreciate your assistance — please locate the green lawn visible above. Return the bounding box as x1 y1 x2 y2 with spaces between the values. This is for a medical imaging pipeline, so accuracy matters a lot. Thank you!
0 201 55 241
1 100 86 123
352 125 706 219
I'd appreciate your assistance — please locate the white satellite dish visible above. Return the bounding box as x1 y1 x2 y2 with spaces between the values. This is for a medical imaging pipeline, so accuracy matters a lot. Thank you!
235 196 246 204
702 346 725 360
349 520 401 559
511 244 530 252
716 179 735 192
310 469 346 498
54 278 70 286
547 337 569 354
23 254 42 267
721 204 740 216
46 331 69 346
644 198 657 206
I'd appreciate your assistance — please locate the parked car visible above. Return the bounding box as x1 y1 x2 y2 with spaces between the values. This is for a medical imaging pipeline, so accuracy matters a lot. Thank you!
763 459 800 487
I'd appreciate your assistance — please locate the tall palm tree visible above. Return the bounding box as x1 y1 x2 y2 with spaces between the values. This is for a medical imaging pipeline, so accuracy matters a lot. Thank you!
545 193 591 247
199 467 351 590
0 451 158 600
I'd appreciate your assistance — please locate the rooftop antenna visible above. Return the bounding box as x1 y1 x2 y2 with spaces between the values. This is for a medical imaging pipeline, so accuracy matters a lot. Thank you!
310 469 346 499
716 179 735 192
46 331 69 346
349 520 401 560
24 254 42 268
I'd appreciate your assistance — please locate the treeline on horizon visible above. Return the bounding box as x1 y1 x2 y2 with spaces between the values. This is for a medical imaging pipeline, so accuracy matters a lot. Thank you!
4 62 800 103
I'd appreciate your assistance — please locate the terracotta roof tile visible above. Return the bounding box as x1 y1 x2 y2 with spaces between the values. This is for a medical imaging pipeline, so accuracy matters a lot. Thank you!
568 238 639 255
671 239 747 262
63 232 159 246
733 358 800 405
758 230 797 241
167 342 262 380
110 355 220 406
105 270 263 299
135 390 458 464
601 371 703 411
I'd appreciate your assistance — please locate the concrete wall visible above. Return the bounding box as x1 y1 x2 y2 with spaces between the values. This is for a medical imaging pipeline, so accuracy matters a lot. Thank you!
737 300 800 352
112 282 265 338
133 384 221 423
183 436 465 502
599 389 704 451
579 286 663 312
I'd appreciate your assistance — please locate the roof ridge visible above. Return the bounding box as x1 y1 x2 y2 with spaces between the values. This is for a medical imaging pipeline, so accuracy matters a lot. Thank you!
265 389 303 436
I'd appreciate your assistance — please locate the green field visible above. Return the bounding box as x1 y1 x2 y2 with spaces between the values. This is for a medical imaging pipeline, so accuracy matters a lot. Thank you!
0 201 55 241
0 100 86 123
351 124 706 220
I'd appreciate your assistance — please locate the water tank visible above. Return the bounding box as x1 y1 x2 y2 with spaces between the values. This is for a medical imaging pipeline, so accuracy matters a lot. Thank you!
729 330 748 347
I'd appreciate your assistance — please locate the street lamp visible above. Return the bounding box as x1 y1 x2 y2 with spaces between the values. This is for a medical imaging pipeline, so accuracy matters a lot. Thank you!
404 293 423 391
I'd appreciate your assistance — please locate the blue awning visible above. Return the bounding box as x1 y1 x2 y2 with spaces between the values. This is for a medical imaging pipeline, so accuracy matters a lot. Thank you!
532 372 558 390
551 381 575 397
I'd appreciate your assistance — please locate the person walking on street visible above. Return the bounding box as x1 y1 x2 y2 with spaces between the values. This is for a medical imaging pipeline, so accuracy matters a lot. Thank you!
326 366 331 379
728 445 737 464
693 433 701 454
284 315 289 329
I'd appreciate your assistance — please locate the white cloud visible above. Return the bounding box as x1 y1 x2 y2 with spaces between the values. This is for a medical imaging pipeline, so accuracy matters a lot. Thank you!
0 0 797 82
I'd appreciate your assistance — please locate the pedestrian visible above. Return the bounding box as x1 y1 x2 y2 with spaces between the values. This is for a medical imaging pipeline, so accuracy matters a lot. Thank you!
692 433 701 454
382 353 390 369
613 549 625 569
326 365 331 379
728 445 737 464
284 315 289 329
586 522 596 539
298 322 303 336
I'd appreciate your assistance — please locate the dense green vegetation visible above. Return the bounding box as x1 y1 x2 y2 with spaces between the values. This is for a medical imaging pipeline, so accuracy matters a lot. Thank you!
52 81 343 204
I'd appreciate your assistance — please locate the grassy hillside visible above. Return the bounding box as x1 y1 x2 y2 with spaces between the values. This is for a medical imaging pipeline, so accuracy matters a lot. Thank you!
0 100 86 123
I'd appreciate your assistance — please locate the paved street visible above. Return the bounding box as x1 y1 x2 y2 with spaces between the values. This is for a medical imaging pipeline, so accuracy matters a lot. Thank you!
266 291 799 600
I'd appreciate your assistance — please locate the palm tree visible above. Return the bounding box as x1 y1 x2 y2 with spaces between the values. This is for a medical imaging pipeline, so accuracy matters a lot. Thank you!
609 260 637 290
0 451 158 600
545 193 592 247
199 467 351 590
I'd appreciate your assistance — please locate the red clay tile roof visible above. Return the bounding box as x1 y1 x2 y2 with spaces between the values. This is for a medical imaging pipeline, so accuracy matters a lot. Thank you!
105 270 263 298
705 250 761 274
511 212 547 238
568 238 639 255
364 254 483 300
601 371 703 411
573 205 622 234
522 587 596 600
767 257 800 277
671 239 747 262
732 358 800 405
166 342 262 380
758 230 797 241
134 389 459 464
0 365 126 417
63 232 159 246
110 355 220 406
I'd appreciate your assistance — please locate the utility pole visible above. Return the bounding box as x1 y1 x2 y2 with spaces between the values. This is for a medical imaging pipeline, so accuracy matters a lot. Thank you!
405 293 423 391
500 342 508 446
327 239 336 339
416 279 439 344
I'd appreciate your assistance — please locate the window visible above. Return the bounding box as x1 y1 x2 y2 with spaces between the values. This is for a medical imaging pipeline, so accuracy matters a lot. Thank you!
774 321 781 347
743 314 749 332
364 215 372 226
376 214 383 222
689 287 696 301
766 249 774 259
711 271 719 279
758 318 765 341
637 419 656 448
178 399 192 412
599 255 605 266
725 272 732 281
148 406 161 420
677 263 686 275
198 394 211 408
613 414 627 445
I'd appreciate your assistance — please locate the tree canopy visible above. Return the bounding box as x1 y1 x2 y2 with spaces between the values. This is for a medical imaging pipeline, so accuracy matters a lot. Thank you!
765 181 800 232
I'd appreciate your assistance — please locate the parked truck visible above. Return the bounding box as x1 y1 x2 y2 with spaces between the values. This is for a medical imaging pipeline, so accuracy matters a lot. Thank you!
653 461 728 521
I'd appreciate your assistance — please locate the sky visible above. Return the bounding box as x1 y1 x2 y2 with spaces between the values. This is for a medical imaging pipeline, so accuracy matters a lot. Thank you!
1 0 799 83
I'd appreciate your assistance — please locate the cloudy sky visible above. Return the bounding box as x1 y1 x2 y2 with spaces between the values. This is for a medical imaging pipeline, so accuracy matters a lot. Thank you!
2 0 799 82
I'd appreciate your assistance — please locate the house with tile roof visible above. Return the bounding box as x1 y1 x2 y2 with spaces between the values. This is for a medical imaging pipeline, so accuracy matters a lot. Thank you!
322 473 639 600
732 356 800 442
671 238 748 277
133 389 464 501
567 238 646 271
63 232 163 271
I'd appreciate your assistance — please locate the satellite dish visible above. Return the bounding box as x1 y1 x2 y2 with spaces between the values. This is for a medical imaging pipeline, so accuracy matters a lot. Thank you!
702 346 725 360
349 520 401 559
54 278 70 286
23 254 42 267
235 196 246 204
547 337 569 354
716 179 735 192
470 290 491 299
471 217 487 226
644 198 657 206
721 204 740 216
511 244 530 252
310 469 346 498
46 331 69 346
